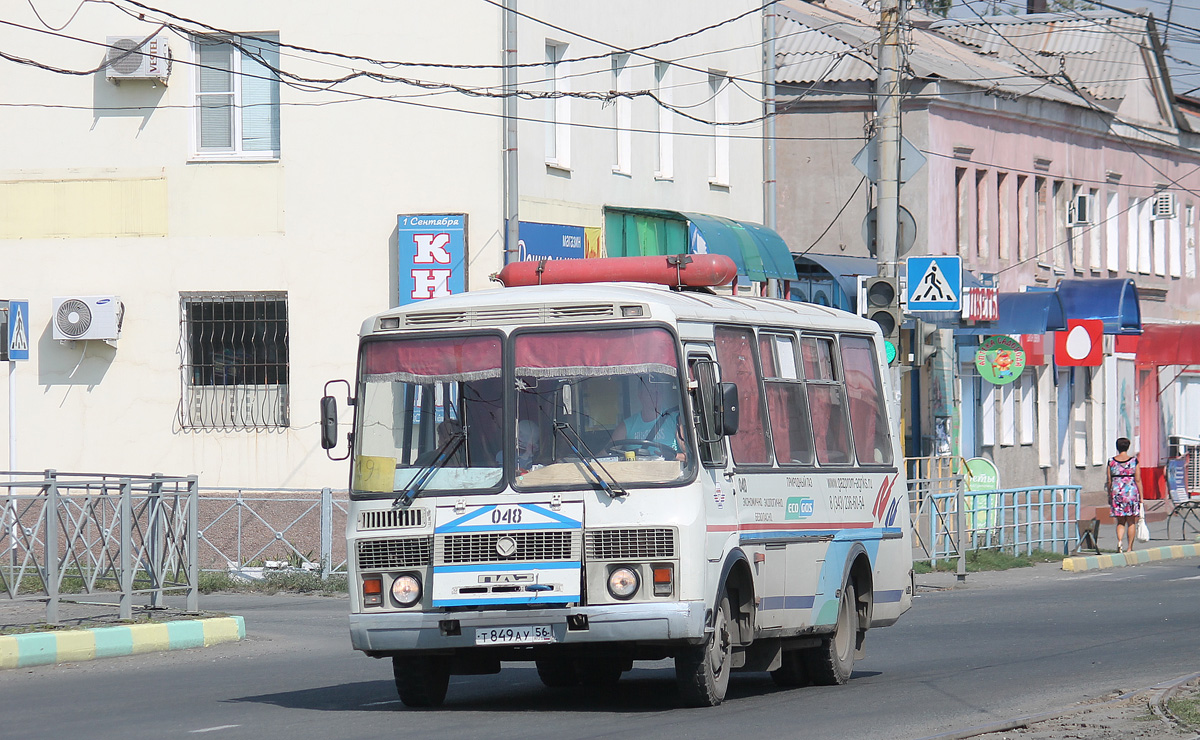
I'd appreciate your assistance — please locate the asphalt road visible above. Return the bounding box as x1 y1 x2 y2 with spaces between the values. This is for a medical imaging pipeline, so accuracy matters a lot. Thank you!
1 560 1197 740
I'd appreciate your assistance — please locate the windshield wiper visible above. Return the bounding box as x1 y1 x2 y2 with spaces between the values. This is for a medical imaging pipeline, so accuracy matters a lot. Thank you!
553 421 627 499
394 431 465 508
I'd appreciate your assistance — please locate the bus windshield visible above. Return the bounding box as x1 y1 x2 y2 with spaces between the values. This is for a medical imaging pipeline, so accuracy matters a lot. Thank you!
351 326 693 498
354 334 505 497
512 326 694 490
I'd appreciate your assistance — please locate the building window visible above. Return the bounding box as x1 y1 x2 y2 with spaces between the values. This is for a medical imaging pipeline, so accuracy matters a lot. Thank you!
997 172 1011 261
612 53 631 175
180 292 289 430
192 34 281 159
1106 190 1119 272
654 62 674 179
1016 174 1029 261
708 71 729 187
545 41 570 169
975 169 989 261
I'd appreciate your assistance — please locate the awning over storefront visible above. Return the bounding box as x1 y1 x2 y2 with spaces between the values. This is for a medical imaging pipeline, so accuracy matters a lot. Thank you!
1055 278 1141 335
603 208 798 282
682 212 799 282
794 254 875 305
1136 324 1200 366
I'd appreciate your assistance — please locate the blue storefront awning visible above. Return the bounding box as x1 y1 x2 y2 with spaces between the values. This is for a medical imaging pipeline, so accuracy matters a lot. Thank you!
1056 278 1141 335
683 212 799 282
795 254 876 303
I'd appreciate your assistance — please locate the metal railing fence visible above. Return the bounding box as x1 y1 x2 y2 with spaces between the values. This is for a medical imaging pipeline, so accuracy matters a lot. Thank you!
196 487 349 576
2 470 198 624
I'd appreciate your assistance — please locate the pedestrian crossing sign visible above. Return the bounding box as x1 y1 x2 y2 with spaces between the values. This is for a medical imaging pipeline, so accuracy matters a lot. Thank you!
906 256 961 312
6 300 29 361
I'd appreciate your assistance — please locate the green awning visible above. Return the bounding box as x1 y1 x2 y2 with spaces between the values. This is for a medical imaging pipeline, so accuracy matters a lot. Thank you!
604 208 798 282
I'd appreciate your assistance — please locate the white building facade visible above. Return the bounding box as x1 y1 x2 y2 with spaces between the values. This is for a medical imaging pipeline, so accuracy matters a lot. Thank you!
0 1 771 488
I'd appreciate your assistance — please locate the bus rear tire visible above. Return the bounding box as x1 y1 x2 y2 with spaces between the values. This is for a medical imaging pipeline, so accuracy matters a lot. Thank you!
675 594 733 707
535 657 580 688
393 655 450 707
805 582 858 686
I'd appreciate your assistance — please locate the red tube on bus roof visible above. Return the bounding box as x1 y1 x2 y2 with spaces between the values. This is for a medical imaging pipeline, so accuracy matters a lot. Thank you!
494 254 738 289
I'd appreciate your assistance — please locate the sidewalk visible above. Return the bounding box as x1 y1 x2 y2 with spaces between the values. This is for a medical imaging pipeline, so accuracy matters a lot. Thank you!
1061 497 1200 572
0 596 243 670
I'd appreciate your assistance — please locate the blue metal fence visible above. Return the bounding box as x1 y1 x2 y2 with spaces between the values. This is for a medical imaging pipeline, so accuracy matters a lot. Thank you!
917 485 1082 564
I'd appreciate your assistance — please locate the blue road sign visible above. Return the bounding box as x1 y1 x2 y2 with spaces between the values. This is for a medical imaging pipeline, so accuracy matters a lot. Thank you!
906 256 962 312
7 300 29 361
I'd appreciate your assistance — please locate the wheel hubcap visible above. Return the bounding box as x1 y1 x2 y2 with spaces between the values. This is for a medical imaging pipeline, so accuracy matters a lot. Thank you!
709 607 730 674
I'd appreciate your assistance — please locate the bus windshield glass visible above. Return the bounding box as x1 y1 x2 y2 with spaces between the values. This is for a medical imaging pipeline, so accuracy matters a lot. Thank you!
511 326 694 489
354 334 504 497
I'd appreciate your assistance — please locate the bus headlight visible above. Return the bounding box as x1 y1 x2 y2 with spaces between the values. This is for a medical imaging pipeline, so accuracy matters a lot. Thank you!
391 574 422 606
607 567 640 600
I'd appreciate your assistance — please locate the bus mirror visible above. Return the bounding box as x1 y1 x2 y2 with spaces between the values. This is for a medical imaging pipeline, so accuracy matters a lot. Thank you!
718 382 740 436
320 396 338 450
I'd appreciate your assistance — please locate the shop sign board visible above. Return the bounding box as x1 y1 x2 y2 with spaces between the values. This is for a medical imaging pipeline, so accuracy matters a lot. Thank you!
1054 319 1103 366
975 335 1025 385
517 221 586 261
397 214 467 306
965 457 999 491
961 286 998 322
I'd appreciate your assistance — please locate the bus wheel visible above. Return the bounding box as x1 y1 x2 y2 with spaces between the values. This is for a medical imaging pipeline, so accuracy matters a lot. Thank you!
535 657 580 688
392 655 450 707
770 649 809 688
676 594 733 707
805 582 858 686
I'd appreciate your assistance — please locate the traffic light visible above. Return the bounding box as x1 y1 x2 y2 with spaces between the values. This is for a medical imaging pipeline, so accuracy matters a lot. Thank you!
915 319 939 365
863 276 901 347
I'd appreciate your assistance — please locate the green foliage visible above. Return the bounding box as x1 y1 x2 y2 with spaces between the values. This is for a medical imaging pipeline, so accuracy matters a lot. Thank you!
198 569 348 595
913 548 1066 573
1168 692 1200 728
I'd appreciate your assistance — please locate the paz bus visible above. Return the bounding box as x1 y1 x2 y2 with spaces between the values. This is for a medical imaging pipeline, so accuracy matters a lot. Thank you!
320 254 913 707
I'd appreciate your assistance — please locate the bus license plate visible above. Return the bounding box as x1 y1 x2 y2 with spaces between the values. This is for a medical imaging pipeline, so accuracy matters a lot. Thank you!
475 625 554 646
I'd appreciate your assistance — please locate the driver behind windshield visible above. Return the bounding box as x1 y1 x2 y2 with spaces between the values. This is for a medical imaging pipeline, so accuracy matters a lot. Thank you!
613 375 687 462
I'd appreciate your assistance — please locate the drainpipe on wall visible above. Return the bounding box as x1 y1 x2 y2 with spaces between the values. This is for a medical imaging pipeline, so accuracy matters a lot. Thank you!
503 0 519 265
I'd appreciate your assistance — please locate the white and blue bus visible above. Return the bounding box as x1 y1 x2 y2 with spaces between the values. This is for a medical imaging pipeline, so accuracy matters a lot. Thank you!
321 255 912 707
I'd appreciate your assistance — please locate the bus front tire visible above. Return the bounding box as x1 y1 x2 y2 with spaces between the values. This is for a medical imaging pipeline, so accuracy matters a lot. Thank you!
676 594 733 707
805 582 858 686
392 655 450 707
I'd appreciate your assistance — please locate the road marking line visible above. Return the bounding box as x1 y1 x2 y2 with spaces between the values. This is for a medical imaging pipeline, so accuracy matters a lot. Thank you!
362 699 403 706
189 725 241 733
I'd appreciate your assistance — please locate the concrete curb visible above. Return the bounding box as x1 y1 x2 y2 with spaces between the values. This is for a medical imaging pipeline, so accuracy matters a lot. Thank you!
1062 544 1200 572
0 616 245 669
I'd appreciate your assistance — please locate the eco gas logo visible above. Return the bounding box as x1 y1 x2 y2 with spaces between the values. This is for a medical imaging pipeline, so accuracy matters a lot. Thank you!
785 497 815 520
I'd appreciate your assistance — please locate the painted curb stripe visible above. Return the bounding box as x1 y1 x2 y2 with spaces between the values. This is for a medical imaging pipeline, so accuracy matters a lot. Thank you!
0 616 245 669
1062 544 1200 572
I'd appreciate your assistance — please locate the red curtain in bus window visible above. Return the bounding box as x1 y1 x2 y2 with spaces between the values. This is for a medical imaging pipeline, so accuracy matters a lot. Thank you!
514 327 678 377
715 327 770 464
362 335 502 382
840 336 893 465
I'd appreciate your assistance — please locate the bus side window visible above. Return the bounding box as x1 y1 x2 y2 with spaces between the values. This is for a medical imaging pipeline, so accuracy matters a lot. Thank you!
801 336 853 466
840 335 894 465
760 333 815 466
714 326 772 466
688 357 727 468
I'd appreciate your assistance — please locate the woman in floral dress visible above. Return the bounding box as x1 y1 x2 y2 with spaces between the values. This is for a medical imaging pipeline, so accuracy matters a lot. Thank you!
1105 437 1143 553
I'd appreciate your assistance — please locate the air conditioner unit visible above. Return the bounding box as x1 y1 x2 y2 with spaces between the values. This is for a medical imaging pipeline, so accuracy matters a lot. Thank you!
52 296 124 341
1067 193 1093 226
1152 192 1177 220
105 34 171 83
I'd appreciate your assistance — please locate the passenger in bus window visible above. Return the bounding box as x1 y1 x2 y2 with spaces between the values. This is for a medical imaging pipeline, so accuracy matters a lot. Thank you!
613 376 687 461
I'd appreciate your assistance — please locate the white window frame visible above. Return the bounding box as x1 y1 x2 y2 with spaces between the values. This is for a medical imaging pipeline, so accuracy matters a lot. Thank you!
654 62 674 180
612 54 631 176
191 33 280 161
545 41 571 170
708 71 729 187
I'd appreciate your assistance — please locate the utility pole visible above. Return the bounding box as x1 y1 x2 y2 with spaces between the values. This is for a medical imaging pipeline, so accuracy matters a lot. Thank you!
764 1 779 298
876 0 903 281
503 0 519 265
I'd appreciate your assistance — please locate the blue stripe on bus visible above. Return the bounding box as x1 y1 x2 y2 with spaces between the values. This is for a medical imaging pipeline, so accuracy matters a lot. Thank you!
434 561 580 573
759 595 816 610
433 596 578 607
434 504 582 533
874 589 904 603
740 527 903 543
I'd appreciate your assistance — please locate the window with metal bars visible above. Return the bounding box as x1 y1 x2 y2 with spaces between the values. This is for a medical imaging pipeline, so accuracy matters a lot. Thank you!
180 292 289 430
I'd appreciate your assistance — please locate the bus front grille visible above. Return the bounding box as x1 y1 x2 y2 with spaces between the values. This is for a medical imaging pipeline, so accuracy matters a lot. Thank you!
437 530 579 564
585 528 677 560
357 536 433 570
358 508 427 531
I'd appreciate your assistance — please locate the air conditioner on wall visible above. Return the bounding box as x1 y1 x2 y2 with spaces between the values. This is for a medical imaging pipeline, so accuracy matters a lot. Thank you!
1152 192 1177 220
52 296 124 341
1067 193 1093 226
104 34 171 83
